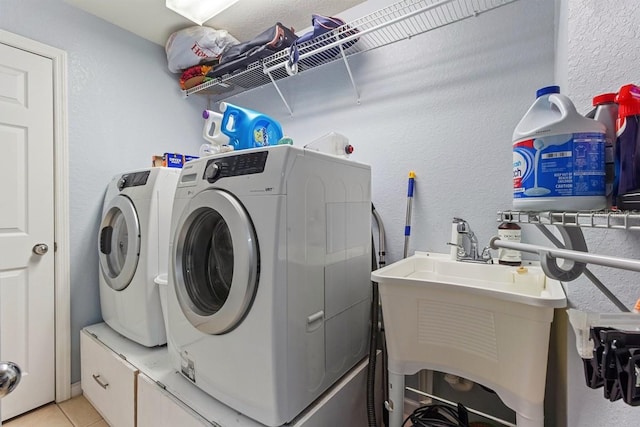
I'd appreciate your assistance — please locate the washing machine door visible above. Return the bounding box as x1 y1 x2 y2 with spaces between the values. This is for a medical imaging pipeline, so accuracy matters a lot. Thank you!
173 189 258 335
98 195 141 291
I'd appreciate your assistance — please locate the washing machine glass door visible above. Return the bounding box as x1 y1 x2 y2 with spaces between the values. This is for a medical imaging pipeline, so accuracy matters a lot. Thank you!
98 195 141 291
174 189 258 335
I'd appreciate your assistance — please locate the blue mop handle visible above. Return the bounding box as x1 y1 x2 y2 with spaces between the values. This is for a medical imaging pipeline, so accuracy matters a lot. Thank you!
403 171 416 258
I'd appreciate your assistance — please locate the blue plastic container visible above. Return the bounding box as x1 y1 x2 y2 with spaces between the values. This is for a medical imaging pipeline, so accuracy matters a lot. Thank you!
220 102 283 150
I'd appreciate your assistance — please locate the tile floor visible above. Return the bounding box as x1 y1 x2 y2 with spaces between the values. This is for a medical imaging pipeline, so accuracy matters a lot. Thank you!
4 395 105 427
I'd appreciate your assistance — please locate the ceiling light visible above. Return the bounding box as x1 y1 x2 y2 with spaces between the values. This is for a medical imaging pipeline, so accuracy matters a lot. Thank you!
166 0 240 25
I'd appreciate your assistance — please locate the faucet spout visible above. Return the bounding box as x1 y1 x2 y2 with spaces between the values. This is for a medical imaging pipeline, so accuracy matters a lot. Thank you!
450 218 492 264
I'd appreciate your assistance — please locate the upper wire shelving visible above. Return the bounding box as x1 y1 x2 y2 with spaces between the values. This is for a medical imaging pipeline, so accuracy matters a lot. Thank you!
183 0 522 112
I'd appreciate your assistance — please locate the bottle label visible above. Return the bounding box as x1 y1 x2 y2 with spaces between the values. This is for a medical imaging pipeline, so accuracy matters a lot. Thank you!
498 229 521 262
253 126 268 147
252 120 281 147
513 132 605 199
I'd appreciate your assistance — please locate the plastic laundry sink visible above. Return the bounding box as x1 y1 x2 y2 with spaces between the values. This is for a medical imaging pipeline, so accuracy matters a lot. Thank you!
371 251 567 427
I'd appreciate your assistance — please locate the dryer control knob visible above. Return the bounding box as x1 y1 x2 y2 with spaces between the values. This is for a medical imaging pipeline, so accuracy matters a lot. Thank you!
205 162 221 181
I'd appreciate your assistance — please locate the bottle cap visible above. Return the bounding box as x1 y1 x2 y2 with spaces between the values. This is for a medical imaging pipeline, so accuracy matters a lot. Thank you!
592 93 617 106
536 86 560 98
616 84 640 118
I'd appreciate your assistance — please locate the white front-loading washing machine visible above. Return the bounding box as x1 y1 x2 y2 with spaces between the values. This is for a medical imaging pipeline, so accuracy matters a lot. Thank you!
99 167 180 347
166 145 372 426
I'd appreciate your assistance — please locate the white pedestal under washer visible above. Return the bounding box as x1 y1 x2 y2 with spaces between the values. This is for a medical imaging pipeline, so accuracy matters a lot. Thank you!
99 167 180 347
166 145 372 426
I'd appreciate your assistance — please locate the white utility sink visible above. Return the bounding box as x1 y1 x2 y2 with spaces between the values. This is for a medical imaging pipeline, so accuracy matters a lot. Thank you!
372 251 567 427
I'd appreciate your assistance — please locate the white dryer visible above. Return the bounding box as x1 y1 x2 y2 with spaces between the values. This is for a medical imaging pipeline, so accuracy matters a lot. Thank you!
166 145 372 426
99 167 180 347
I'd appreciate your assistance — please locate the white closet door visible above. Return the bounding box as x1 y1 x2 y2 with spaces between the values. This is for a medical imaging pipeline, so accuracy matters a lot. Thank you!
0 41 56 420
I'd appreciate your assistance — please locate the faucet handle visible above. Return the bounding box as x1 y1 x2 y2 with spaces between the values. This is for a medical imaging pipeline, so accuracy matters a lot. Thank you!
447 242 466 258
480 245 493 263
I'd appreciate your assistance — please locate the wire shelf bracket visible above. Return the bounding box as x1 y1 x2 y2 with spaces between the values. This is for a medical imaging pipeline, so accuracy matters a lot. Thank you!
496 210 640 312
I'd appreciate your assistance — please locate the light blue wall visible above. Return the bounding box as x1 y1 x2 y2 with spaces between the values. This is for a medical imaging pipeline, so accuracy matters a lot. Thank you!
221 0 640 424
226 0 556 269
5 1 636 425
224 0 556 422
0 0 206 383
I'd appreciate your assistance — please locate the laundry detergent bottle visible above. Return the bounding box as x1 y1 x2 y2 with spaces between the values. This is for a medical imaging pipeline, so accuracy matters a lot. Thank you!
512 86 607 211
614 84 640 210
587 93 618 208
219 102 283 150
202 109 230 146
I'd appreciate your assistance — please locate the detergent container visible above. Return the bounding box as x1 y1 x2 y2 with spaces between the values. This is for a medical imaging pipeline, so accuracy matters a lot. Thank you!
614 84 640 210
513 86 606 211
304 132 354 158
220 102 283 150
200 109 234 157
202 109 230 146
587 93 618 208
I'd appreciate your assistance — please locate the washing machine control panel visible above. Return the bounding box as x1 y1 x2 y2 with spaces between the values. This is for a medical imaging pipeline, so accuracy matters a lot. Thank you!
117 170 150 191
204 151 268 183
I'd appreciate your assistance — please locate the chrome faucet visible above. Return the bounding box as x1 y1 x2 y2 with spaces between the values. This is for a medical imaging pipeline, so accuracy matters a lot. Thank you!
448 218 493 264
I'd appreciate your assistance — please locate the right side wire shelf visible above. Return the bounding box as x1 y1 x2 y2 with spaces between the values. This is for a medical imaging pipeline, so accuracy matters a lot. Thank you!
498 210 640 231
184 0 522 105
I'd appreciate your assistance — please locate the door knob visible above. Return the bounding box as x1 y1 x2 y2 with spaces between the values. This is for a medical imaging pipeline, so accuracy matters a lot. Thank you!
0 361 21 398
32 243 49 255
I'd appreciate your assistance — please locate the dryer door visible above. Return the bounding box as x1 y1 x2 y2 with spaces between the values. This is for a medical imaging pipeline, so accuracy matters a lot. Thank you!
173 189 259 335
98 195 141 291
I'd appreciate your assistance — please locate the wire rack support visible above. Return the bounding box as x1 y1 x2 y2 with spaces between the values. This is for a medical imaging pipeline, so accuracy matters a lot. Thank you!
498 210 640 231
497 210 640 312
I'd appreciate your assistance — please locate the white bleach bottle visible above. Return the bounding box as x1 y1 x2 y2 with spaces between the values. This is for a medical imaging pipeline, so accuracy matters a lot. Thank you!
512 86 607 211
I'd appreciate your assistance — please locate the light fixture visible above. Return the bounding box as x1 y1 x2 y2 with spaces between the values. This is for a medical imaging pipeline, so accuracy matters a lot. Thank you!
166 0 240 25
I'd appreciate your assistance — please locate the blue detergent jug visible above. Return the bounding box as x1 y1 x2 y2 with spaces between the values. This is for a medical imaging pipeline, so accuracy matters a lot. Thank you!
220 102 283 150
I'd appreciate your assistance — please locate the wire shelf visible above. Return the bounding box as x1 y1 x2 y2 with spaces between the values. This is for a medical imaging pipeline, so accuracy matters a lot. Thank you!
183 0 522 103
498 210 640 231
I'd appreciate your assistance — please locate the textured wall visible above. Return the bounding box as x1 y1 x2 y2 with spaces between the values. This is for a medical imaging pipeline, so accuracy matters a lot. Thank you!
229 0 640 423
228 0 555 420
4 0 629 423
561 0 640 425
566 0 640 114
0 0 206 384
228 0 556 267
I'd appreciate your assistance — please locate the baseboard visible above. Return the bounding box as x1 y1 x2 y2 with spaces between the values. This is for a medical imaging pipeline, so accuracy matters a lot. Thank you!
71 381 82 398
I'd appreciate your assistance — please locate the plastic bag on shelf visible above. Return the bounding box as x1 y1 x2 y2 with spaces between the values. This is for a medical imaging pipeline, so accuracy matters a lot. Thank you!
165 26 240 73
